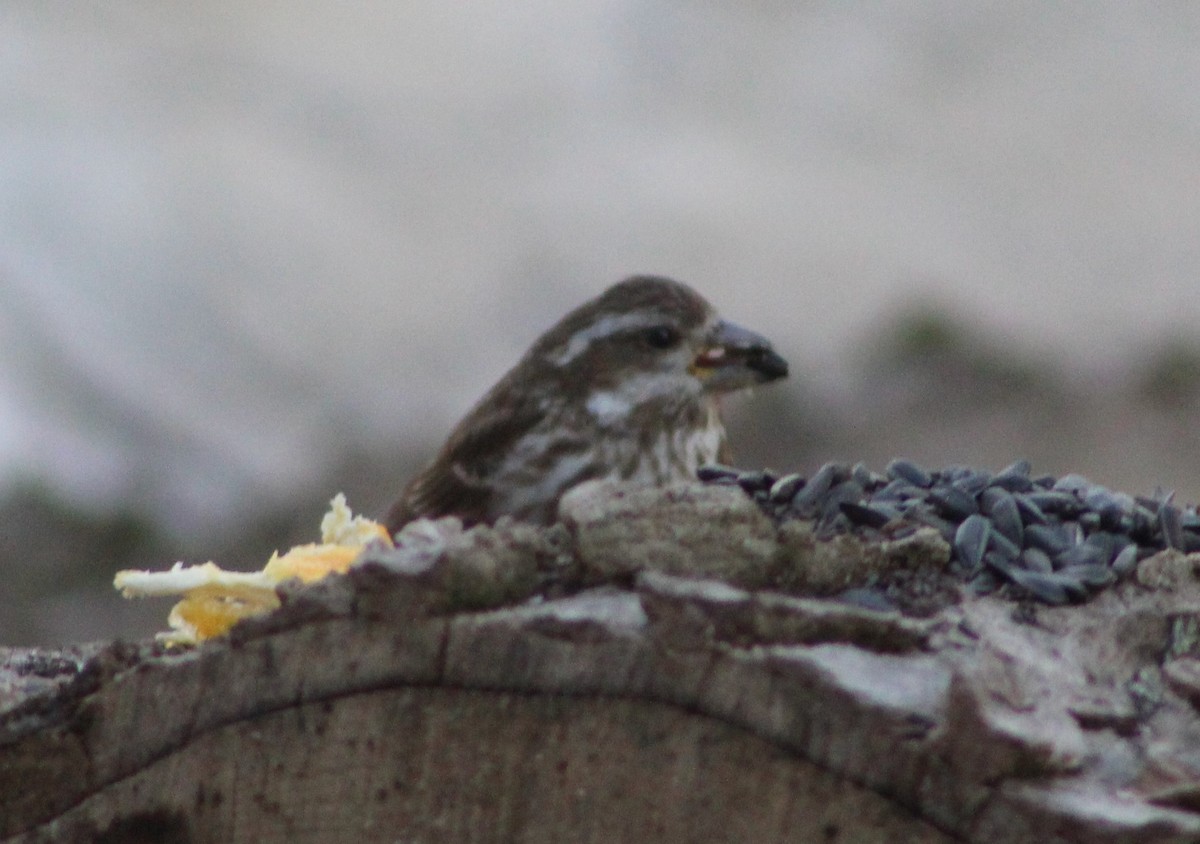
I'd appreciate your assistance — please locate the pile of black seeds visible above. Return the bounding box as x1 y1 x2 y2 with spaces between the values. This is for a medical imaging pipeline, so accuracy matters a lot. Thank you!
699 459 1200 606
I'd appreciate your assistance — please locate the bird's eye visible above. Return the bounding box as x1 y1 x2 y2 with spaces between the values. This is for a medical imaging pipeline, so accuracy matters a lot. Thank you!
643 326 680 349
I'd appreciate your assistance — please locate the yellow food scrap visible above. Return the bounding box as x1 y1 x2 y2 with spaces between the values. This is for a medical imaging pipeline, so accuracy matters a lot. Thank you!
320 492 391 546
167 583 282 643
114 494 391 646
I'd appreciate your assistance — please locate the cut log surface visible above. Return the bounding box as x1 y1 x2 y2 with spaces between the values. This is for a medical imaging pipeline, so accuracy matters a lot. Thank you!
4 481 1200 843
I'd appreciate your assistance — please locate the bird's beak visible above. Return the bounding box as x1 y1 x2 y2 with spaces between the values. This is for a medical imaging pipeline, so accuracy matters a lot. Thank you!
691 319 789 393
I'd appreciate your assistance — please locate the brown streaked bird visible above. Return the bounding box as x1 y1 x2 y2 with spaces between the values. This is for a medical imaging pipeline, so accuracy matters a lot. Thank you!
385 275 788 534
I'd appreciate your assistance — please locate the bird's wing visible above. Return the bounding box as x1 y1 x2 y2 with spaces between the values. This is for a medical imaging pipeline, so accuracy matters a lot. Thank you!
386 390 546 532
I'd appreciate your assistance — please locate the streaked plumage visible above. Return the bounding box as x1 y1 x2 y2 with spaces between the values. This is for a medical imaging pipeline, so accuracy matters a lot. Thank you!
386 275 788 533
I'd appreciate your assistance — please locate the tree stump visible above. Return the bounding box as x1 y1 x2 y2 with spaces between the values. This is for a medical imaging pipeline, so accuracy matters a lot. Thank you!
4 481 1200 842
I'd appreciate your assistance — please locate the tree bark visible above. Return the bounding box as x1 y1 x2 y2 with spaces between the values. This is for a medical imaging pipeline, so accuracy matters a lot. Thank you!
4 482 1200 842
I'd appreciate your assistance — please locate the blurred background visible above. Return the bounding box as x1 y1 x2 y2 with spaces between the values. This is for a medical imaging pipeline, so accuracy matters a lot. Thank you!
3 3 1200 644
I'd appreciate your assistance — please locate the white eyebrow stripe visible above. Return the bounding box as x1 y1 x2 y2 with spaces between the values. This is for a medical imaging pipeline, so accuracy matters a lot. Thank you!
546 311 667 367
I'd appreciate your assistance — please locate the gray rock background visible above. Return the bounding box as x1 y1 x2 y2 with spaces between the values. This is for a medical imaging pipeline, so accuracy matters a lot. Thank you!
3 3 1200 643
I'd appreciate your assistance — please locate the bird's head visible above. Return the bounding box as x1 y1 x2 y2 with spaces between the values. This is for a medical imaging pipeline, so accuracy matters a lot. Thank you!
386 275 789 532
531 275 788 418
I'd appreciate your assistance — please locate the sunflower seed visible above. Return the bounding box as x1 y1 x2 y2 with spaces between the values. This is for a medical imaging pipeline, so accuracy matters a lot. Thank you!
1020 548 1054 573
1160 504 1186 551
1067 564 1115 589
990 471 1034 493
851 461 880 489
991 460 1033 492
886 458 933 489
1055 543 1107 570
1083 531 1122 564
954 514 991 568
697 464 740 482
1111 544 1139 576
768 473 805 502
875 479 923 501
983 549 1019 578
908 509 959 543
790 462 843 517
928 484 980 520
955 471 994 497
736 470 774 494
987 528 1021 562
1025 524 1072 556
820 480 866 521
1008 569 1070 605
1024 491 1085 517
980 487 1023 547
1013 494 1050 525
840 501 895 529
1053 474 1093 494
1010 569 1087 605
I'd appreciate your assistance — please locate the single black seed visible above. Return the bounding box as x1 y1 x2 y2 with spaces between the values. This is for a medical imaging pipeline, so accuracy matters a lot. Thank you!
874 479 923 501
840 501 894 529
851 461 878 489
980 488 1023 547
991 471 1034 493
886 458 933 489
954 515 991 568
983 549 1019 578
815 511 853 537
1060 575 1091 602
737 471 774 494
825 479 865 505
1032 474 1057 489
790 462 844 516
908 509 958 543
768 473 805 502
1024 491 1085 517
816 482 867 531
1055 544 1107 570
1013 494 1049 525
1020 548 1054 573
1130 505 1159 539
1083 531 1122 563
1054 474 1093 494
1111 544 1139 576
1025 524 1073 556
1008 569 1070 605
937 465 972 482
955 472 994 497
928 485 979 520
1098 507 1127 532
1160 504 1186 551
1066 564 1115 589
998 459 1033 478
987 528 1022 562
698 464 739 482
1083 487 1128 513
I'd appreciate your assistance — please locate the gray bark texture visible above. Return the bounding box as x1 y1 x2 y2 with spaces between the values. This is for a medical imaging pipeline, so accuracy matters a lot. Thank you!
4 480 1200 842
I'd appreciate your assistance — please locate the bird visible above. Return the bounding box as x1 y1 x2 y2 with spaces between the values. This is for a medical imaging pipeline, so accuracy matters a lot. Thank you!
385 275 788 534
